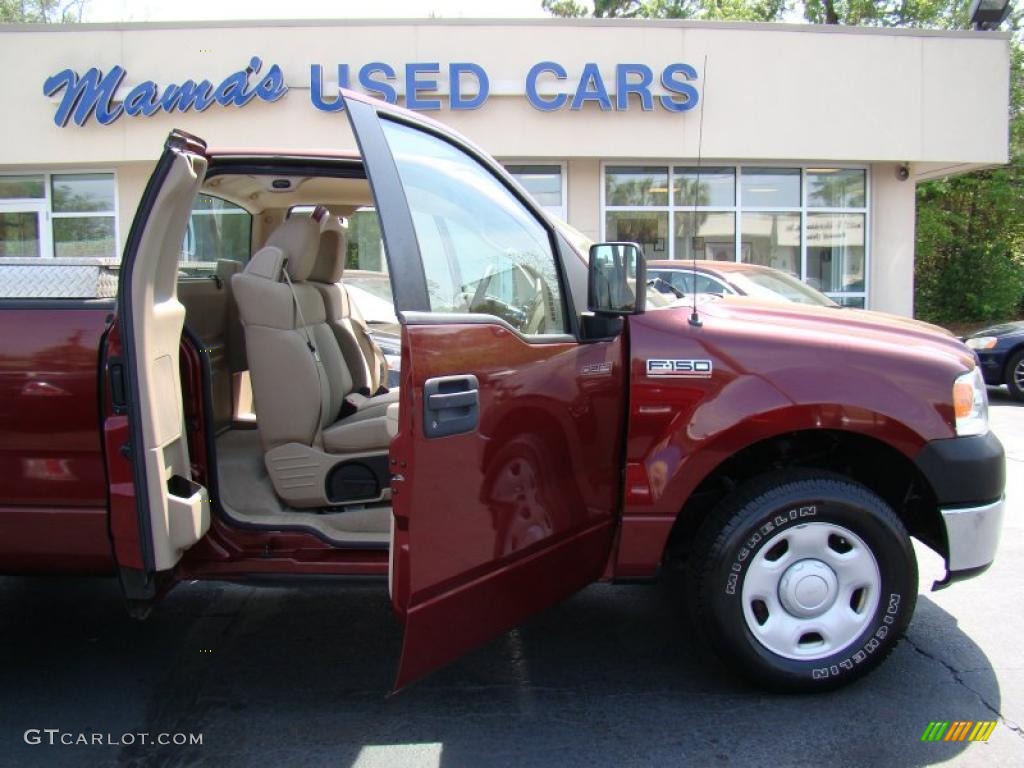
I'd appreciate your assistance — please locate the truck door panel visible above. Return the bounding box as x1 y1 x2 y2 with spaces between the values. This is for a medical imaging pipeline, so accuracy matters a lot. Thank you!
342 91 628 687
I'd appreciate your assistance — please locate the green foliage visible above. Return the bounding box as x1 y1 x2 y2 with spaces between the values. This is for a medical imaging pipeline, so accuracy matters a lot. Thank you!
0 0 86 23
915 243 1024 324
801 0 969 28
542 0 790 21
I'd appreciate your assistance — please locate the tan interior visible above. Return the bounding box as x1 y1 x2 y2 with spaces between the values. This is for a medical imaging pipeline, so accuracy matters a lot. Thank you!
176 172 398 546
131 149 212 571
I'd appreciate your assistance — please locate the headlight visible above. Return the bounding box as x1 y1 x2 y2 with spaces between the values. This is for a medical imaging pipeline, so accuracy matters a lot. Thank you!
965 336 997 350
953 367 989 437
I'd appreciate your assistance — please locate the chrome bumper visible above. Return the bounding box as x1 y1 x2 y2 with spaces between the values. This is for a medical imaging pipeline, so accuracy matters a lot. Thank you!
941 497 1005 574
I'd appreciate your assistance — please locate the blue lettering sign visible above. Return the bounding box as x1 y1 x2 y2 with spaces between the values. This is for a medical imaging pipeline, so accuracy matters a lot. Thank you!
571 62 612 111
449 62 488 110
405 62 441 110
44 58 699 125
616 64 655 111
43 57 287 127
311 64 349 112
358 62 398 104
660 63 699 112
526 61 568 112
43 66 125 127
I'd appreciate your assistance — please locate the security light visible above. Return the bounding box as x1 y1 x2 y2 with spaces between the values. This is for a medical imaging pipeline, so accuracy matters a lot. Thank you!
970 0 1012 30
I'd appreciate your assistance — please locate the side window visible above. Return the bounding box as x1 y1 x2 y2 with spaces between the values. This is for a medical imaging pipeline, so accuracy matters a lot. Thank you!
380 120 567 336
180 195 251 276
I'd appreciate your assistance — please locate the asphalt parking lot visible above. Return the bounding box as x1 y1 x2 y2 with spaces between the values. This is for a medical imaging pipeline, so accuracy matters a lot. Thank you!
1 391 1021 768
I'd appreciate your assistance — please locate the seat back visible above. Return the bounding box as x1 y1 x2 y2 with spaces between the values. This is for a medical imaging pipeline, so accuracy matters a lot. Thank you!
310 216 387 394
231 216 352 451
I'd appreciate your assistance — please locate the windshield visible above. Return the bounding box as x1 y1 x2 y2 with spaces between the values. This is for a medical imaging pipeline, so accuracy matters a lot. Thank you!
729 269 839 307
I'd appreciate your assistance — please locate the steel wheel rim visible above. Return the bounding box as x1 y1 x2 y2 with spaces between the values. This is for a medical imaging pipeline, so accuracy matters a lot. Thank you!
1014 357 1024 391
741 522 881 661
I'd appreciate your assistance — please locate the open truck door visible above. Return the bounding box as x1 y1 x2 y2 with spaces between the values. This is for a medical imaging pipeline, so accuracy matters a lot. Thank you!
341 90 629 688
102 130 212 606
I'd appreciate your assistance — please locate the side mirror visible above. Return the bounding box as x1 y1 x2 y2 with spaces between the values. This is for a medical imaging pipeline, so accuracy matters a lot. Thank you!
587 242 647 316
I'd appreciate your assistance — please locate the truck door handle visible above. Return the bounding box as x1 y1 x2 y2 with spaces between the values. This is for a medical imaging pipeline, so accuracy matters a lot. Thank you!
423 374 479 438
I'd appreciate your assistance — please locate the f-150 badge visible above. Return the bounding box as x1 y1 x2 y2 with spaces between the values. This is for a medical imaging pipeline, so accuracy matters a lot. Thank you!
646 359 713 378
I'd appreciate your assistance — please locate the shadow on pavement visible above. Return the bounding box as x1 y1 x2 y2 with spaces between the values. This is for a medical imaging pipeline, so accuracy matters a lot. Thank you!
0 572 1001 768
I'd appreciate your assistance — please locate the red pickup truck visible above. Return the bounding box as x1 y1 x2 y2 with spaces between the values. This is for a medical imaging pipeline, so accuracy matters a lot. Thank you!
0 91 1005 692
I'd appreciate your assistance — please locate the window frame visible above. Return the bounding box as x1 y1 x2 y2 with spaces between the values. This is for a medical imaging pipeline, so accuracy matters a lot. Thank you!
179 192 253 276
601 161 870 308
0 169 120 260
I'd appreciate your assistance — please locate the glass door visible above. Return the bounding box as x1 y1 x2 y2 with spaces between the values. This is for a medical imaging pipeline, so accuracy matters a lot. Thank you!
0 202 48 258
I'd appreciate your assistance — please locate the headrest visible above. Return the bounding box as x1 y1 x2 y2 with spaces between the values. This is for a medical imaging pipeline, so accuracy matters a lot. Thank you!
265 215 321 282
242 246 285 281
309 216 347 284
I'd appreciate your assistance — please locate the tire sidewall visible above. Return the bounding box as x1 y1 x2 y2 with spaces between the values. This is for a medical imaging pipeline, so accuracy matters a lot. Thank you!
1006 350 1024 401
706 482 917 691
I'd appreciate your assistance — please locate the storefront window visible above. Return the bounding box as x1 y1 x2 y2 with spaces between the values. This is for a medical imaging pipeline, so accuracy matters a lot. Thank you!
603 163 868 306
0 211 41 257
741 212 801 276
805 213 866 293
505 164 565 220
53 216 116 259
741 168 801 208
674 212 736 261
605 210 668 257
606 166 669 206
51 173 117 259
807 169 866 208
0 175 45 200
673 167 735 207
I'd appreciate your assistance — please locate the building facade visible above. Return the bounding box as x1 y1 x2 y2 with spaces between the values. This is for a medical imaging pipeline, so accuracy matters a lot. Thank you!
0 18 1011 314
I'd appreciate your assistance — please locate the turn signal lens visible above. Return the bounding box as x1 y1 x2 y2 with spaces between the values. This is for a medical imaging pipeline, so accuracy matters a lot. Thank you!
953 381 975 419
953 367 989 437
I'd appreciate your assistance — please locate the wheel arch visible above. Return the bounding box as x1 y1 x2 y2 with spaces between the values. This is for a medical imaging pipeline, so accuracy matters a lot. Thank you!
663 428 946 569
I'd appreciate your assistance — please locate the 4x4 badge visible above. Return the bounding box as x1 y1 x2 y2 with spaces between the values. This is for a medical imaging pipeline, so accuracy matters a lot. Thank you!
646 359 713 378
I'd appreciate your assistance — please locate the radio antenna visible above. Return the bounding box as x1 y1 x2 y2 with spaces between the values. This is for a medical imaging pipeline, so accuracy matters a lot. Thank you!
688 54 708 328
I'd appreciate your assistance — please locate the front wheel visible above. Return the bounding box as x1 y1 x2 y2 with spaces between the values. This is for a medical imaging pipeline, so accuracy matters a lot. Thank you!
687 471 918 692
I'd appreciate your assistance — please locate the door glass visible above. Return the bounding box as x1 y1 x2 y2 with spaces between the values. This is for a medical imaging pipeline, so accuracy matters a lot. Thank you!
380 119 567 335
0 211 41 257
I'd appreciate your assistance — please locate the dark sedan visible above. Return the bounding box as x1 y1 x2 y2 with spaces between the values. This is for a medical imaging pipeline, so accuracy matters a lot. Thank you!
965 321 1024 401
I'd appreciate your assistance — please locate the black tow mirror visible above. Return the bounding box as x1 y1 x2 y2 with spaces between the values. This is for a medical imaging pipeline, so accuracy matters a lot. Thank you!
587 242 647 316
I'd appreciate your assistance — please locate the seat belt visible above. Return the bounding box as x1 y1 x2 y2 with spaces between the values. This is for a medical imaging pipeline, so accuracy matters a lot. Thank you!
282 265 327 444
343 284 389 391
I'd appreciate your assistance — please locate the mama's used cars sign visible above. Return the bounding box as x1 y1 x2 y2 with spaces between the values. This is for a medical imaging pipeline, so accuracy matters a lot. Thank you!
42 57 700 127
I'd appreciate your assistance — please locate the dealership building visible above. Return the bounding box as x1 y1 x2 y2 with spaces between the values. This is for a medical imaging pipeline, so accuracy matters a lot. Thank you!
0 18 1011 314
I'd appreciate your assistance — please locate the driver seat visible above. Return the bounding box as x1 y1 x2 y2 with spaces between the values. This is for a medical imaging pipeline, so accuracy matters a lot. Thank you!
231 213 397 508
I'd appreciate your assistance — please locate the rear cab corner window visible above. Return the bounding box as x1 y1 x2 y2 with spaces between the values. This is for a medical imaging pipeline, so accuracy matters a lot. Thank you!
180 194 252 277
380 119 569 338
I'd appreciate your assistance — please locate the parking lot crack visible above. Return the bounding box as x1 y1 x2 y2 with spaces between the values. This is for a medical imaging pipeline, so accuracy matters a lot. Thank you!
905 635 1024 741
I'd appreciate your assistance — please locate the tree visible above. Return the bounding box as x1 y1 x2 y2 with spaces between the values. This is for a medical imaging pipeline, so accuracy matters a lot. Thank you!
801 0 969 28
541 0 790 21
542 0 1024 323
0 0 87 23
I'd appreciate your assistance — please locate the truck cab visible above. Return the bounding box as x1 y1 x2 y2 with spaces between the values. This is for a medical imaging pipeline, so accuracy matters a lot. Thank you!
0 90 1005 692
